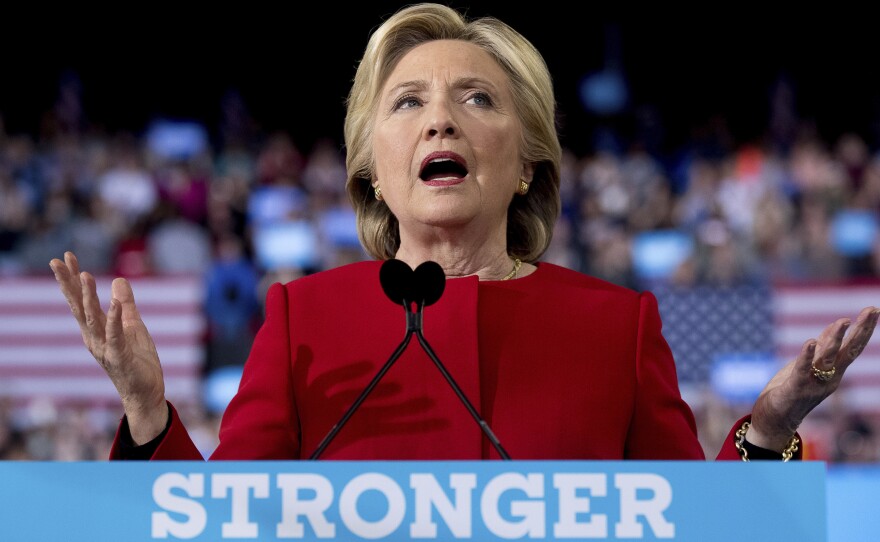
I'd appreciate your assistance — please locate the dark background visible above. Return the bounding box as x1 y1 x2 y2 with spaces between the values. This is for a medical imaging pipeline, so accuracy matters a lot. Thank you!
3 3 878 157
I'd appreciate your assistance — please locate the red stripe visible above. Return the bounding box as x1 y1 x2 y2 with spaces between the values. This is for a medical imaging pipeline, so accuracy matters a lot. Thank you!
0 305 203 316
773 278 880 289
0 365 200 378
841 376 880 387
5 396 125 410
3 395 200 410
0 335 203 346
0 276 201 286
777 347 880 359
775 314 876 326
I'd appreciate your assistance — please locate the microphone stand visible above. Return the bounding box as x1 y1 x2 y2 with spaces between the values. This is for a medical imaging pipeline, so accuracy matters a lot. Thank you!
309 298 511 460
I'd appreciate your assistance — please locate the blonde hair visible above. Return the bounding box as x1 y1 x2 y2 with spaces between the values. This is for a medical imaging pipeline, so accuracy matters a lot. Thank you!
344 3 561 262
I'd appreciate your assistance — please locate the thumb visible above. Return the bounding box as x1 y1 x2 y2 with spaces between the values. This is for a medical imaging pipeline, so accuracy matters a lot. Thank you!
111 277 142 323
105 298 126 352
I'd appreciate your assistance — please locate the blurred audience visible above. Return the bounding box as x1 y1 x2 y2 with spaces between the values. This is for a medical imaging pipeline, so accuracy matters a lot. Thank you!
2 69 879 462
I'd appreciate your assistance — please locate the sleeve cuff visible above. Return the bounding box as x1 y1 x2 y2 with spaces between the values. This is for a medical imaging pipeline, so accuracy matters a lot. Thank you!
117 403 172 460
741 436 786 460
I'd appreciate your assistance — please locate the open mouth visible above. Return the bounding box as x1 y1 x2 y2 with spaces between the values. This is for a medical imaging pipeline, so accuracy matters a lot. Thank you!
420 157 468 182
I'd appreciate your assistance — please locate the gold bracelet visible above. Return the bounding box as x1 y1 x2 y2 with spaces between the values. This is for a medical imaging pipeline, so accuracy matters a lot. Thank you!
734 421 800 462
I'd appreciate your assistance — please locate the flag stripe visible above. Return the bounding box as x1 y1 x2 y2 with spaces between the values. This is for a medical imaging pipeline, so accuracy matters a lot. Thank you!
774 284 880 412
0 345 202 367
775 288 880 314
0 276 206 408
0 365 199 378
0 377 200 401
0 279 203 303
0 335 200 347
0 305 203 316
0 315 204 335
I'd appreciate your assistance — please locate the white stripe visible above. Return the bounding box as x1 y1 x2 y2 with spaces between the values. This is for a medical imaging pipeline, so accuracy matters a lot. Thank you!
0 278 203 304
0 315 204 335
0 377 201 401
0 345 203 367
777 324 880 346
775 289 880 315
800 395 880 415
839 360 880 379
764 353 880 378
839 388 880 411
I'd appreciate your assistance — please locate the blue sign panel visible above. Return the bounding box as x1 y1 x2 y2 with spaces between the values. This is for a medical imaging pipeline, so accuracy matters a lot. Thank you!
0 461 825 541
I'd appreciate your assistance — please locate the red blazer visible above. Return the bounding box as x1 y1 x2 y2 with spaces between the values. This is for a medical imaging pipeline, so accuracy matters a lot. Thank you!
111 261 751 460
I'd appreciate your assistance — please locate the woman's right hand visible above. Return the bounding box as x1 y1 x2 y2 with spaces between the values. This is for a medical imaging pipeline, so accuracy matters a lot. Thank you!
49 251 168 445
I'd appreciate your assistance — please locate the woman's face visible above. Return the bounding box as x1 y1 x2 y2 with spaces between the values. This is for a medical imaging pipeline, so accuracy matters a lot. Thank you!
372 39 531 238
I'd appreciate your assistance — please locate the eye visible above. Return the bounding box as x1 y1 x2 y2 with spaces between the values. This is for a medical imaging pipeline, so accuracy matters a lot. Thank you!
466 91 493 107
393 94 422 110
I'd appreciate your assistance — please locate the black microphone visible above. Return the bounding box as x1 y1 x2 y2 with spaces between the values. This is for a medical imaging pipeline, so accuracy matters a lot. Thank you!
413 261 445 307
309 259 511 460
379 258 416 307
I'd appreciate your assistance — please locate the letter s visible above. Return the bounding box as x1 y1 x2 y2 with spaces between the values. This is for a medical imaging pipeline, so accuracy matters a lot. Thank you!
152 473 207 539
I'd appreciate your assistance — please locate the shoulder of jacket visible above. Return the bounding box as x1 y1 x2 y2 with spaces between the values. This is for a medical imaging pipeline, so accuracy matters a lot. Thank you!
537 262 642 300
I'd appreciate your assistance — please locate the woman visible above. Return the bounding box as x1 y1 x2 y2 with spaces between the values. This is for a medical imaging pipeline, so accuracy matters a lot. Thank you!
50 3 877 461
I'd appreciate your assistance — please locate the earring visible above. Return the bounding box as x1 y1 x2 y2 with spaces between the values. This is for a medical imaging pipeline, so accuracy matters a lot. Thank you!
374 186 383 200
517 179 529 195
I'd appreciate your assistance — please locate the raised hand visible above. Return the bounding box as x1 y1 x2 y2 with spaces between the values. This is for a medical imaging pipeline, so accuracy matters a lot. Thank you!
748 305 880 452
49 251 168 444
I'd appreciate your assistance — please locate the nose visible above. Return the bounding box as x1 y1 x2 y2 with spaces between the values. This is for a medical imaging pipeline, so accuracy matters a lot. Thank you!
423 99 459 139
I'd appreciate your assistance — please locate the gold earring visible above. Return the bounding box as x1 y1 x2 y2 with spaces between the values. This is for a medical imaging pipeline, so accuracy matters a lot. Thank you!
517 179 529 195
374 186 383 200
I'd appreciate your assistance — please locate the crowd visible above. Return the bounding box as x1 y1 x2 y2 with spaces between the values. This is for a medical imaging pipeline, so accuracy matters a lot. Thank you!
1 74 879 462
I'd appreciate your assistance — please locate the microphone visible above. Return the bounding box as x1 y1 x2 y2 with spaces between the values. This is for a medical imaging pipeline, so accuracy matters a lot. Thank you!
379 259 444 310
413 260 444 307
379 258 416 307
309 259 511 460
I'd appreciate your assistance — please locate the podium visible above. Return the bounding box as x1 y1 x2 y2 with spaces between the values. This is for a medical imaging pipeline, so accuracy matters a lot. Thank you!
0 460 826 541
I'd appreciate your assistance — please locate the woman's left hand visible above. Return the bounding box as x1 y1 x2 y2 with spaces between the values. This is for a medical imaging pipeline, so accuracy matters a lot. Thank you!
747 305 879 452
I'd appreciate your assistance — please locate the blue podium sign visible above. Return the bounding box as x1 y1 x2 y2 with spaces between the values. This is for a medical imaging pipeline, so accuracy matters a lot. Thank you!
0 460 825 541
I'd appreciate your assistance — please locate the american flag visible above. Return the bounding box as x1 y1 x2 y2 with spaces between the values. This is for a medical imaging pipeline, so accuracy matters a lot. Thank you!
0 276 205 409
1 276 877 414
655 281 880 413
773 283 880 413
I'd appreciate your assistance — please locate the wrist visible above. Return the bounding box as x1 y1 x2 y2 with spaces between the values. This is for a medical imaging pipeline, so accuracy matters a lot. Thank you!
743 423 795 452
123 399 169 446
734 421 800 462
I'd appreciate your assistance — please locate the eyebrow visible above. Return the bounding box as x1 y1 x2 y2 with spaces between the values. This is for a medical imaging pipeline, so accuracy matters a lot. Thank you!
385 76 501 97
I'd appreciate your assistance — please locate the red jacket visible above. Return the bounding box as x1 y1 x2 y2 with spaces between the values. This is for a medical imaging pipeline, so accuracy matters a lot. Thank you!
112 261 751 460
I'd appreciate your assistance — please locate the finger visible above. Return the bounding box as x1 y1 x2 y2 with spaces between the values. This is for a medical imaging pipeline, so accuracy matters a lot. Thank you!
813 317 851 372
111 277 143 324
837 306 880 369
49 257 74 299
48 257 67 279
794 339 818 376
80 271 108 346
65 252 83 297
64 251 81 277
50 254 89 335
49 252 77 284
105 298 126 362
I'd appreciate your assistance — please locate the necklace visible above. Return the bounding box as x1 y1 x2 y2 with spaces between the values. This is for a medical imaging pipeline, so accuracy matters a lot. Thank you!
501 258 522 280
